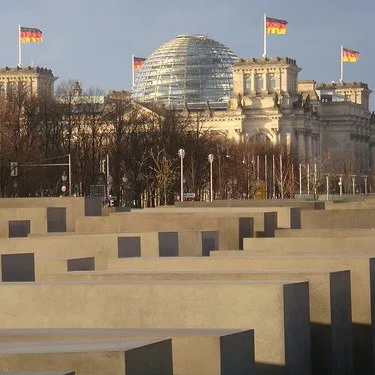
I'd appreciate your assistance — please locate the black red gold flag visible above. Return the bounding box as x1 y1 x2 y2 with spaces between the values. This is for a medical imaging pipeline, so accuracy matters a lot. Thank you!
133 57 146 70
342 48 359 63
266 17 288 35
20 27 43 43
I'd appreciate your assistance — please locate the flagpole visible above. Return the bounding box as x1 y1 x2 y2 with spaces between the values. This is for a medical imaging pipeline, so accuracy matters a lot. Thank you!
340 45 344 83
263 14 267 58
131 55 135 89
18 25 22 67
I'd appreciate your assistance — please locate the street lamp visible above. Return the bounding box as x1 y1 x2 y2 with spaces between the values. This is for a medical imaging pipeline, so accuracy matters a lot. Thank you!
208 154 214 202
61 171 67 195
362 175 368 196
338 175 343 197
325 174 329 201
351 175 356 196
178 149 185 202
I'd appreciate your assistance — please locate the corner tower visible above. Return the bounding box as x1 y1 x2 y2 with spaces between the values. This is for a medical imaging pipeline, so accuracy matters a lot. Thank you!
316 82 372 110
0 66 57 98
230 57 301 110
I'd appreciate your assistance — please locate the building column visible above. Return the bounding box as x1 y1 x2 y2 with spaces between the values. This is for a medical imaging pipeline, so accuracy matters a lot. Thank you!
251 73 256 92
263 73 267 92
274 70 280 92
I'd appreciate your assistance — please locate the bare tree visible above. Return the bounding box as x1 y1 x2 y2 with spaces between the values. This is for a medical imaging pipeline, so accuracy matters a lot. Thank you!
150 147 175 206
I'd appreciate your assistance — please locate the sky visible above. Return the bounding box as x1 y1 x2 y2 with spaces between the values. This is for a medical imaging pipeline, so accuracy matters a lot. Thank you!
1 0 374 107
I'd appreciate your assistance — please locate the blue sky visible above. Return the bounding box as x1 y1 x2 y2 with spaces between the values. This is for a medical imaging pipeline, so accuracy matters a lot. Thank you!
1 0 374 107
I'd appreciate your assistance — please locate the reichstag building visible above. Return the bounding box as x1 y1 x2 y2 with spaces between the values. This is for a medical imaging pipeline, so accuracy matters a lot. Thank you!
132 35 375 174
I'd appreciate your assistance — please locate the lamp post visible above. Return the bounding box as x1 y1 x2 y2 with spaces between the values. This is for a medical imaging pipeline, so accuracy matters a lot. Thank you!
364 175 368 196
68 153 72 197
61 171 67 196
338 175 343 197
178 149 185 202
351 175 356 196
208 154 214 202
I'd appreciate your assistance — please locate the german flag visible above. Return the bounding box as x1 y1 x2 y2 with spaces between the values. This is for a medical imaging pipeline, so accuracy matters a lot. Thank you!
133 57 146 70
20 27 43 43
266 17 288 35
342 48 359 63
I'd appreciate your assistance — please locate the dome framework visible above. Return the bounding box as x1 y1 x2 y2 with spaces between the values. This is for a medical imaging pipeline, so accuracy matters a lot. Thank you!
131 35 238 106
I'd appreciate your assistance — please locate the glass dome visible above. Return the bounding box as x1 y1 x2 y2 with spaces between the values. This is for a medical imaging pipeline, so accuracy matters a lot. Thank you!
131 35 238 106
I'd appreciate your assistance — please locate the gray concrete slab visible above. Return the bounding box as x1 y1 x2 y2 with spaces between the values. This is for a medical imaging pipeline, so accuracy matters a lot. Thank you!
103 255 372 375
0 328 255 375
0 280 310 375
0 339 173 375
275 228 375 237
40 269 352 375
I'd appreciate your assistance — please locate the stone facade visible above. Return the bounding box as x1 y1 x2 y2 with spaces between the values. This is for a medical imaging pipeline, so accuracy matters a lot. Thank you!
204 57 375 174
0 66 56 98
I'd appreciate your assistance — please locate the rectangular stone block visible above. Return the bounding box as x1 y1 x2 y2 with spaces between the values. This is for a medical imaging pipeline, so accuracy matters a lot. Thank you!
0 328 255 375
242 236 375 254
149 207 278 234
172 206 300 230
142 205 286 232
175 199 318 210
276 229 375 238
301 208 375 229
325 201 375 210
0 339 173 375
75 212 261 248
42 269 352 375
0 208 47 237
206 253 374 375
157 230 218 257
103 255 375 375
0 233 159 280
0 197 101 232
0 281 311 374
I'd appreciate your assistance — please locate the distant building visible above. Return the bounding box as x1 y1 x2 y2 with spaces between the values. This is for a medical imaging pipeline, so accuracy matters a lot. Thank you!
201 57 375 173
131 35 375 174
0 66 57 98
